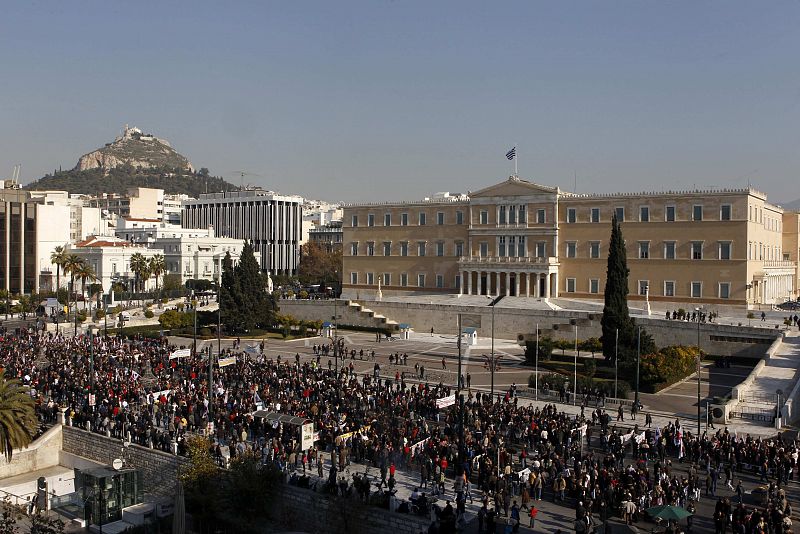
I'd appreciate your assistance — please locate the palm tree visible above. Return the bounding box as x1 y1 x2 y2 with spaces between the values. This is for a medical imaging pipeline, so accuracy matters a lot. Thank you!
129 253 148 292
62 254 84 319
50 245 67 295
149 255 165 292
0 370 38 461
74 263 97 312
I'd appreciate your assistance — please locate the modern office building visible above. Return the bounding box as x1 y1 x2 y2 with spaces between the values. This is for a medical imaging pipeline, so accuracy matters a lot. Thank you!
342 175 797 308
0 189 72 294
181 189 304 275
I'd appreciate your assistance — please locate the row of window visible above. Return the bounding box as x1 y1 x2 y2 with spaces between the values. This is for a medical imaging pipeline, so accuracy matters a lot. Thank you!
350 238 748 261
566 204 731 224
351 241 465 257
563 278 734 299
350 271 460 289
565 240 733 260
351 203 738 227
353 211 465 227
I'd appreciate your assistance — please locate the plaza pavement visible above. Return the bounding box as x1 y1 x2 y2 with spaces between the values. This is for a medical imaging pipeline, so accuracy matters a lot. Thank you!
170 329 800 532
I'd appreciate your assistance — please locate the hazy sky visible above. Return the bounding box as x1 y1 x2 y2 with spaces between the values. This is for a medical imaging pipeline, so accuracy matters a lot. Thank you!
1 2 799 203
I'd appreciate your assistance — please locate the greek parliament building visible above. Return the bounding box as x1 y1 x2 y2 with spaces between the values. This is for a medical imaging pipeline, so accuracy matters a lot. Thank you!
181 190 304 275
342 176 800 308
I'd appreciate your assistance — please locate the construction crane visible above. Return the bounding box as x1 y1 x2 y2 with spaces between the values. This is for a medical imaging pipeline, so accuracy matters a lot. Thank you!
7 164 21 187
226 170 262 191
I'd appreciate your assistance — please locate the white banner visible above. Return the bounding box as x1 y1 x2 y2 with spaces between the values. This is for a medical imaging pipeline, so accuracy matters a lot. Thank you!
170 348 191 360
577 424 588 436
621 431 634 442
436 394 456 409
301 422 315 450
410 437 429 457
218 356 236 367
634 432 647 444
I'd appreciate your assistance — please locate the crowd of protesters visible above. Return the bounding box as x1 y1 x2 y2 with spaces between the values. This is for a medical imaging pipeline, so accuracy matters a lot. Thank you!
1 324 798 534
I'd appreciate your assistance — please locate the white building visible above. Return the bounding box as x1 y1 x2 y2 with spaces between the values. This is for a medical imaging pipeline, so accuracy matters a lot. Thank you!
150 235 250 285
181 189 304 275
69 237 159 294
28 190 111 241
163 193 189 224
115 218 214 245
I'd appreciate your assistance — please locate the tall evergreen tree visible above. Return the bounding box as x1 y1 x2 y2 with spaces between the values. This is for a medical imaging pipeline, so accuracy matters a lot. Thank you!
219 251 241 331
601 214 633 362
600 215 656 366
234 242 276 331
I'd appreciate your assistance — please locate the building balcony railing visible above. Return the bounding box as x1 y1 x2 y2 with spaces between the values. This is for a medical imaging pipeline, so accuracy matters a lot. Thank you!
763 260 797 269
458 255 559 267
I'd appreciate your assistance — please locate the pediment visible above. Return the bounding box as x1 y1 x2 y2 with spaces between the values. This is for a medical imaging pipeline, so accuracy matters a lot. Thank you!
469 176 558 199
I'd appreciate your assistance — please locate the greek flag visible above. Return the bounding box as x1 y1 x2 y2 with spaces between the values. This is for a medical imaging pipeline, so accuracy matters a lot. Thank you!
505 147 516 160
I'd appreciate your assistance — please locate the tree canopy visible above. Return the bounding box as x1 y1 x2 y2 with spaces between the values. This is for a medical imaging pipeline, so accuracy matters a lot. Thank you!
298 242 342 286
219 243 276 333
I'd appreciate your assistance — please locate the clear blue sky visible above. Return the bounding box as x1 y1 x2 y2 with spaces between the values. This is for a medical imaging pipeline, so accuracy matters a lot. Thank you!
1 1 799 203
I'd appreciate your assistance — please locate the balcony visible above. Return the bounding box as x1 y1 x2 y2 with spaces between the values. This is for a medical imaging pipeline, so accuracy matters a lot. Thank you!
763 260 796 269
458 255 559 271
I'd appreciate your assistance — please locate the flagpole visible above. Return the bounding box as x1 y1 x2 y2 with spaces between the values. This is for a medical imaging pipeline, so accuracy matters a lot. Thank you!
514 144 518 177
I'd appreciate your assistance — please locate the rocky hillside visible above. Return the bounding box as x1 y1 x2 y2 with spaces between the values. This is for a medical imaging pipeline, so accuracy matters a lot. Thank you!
75 125 193 172
25 126 237 197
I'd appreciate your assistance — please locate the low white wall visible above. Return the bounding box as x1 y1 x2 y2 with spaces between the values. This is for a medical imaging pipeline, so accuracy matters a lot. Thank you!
0 425 62 480
731 335 784 401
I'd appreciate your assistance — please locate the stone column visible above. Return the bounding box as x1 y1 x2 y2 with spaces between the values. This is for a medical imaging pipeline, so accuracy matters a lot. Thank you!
526 272 531 297
505 272 511 296
477 272 483 296
515 272 521 296
459 271 464 295
467 271 473 295
544 273 550 299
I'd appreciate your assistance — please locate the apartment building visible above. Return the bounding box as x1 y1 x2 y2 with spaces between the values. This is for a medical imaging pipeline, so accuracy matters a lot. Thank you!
342 176 797 307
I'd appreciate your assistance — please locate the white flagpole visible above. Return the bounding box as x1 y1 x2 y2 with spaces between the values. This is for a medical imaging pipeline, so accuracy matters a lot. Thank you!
514 144 518 177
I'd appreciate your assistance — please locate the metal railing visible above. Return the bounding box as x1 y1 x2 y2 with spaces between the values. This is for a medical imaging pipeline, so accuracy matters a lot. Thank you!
458 256 558 265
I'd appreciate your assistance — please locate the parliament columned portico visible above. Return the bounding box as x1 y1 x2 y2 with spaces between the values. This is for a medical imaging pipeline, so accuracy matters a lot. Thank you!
458 256 560 299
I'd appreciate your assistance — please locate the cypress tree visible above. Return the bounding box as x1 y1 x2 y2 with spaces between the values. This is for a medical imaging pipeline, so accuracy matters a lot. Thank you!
601 214 634 362
600 215 656 365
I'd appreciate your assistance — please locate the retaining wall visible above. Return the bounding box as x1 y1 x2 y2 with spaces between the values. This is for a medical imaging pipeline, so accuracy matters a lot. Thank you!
61 426 186 496
271 484 430 534
0 425 62 480
279 299 779 357
60 426 429 533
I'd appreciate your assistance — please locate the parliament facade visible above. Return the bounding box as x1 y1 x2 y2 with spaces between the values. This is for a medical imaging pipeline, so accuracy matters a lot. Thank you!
342 176 798 308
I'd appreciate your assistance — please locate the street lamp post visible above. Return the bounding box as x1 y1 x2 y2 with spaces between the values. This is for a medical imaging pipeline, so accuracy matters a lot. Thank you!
534 323 539 401
573 320 578 405
89 325 96 393
487 295 500 398
696 306 701 436
634 326 641 410
614 328 619 399
333 298 339 375
192 291 198 355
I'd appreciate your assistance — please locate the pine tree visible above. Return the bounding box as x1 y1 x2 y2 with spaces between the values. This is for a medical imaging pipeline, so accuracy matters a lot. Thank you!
233 242 276 331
